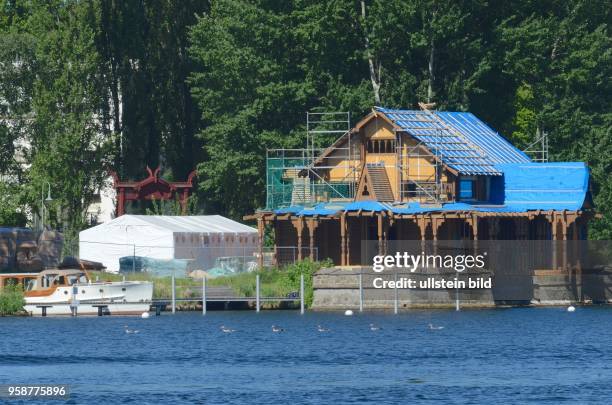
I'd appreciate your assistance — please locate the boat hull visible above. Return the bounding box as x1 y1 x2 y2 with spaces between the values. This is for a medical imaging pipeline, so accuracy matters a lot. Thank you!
25 281 153 316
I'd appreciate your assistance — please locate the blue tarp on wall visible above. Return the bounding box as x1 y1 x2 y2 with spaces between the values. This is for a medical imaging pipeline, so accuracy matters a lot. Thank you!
494 162 589 211
268 162 590 216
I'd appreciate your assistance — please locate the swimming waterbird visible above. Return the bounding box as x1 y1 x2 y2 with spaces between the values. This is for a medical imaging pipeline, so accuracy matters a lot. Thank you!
220 325 236 333
271 325 285 333
124 325 139 334
369 324 381 331
317 325 330 332
428 323 444 330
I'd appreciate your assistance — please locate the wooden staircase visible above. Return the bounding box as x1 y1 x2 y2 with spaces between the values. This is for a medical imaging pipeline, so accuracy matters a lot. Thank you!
366 164 394 202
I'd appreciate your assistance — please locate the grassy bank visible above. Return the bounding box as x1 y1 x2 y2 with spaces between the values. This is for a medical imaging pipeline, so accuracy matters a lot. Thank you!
0 284 26 316
90 259 331 307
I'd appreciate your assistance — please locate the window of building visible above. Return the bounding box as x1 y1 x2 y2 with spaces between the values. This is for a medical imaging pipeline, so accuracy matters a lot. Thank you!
367 139 396 154
459 178 474 200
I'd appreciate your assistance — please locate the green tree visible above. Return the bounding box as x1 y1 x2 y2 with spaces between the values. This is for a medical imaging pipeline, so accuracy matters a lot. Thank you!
511 83 537 148
97 1 208 181
498 0 611 238
187 0 510 218
0 1 111 236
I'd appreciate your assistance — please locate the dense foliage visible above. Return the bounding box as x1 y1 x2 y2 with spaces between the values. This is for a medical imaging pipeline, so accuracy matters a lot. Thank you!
0 0 610 238
0 283 25 316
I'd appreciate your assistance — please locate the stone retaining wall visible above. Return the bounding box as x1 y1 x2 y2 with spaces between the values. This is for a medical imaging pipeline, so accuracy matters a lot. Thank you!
312 266 612 310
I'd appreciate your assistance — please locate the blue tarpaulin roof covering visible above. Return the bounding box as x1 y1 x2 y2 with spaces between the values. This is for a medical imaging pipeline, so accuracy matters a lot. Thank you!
269 162 589 216
375 107 531 176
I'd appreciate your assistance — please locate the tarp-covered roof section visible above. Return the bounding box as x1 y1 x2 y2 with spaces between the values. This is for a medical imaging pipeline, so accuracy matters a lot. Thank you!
266 162 589 216
374 107 530 176
494 162 589 211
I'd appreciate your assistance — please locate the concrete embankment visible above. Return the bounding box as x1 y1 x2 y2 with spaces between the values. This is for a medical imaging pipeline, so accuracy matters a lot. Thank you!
312 266 612 310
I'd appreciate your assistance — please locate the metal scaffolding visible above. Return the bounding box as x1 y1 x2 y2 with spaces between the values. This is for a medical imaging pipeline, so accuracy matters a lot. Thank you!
522 128 549 162
266 111 359 210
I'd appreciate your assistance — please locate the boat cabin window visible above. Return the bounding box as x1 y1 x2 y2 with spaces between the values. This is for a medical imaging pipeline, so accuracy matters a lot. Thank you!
2 277 20 288
51 276 66 286
24 278 38 291
66 274 87 285
42 275 51 288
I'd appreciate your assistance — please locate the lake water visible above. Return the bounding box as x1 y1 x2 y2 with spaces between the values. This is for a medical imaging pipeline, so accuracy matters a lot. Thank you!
1 307 612 404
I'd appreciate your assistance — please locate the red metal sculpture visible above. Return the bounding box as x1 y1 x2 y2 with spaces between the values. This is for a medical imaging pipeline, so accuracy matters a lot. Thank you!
110 167 197 216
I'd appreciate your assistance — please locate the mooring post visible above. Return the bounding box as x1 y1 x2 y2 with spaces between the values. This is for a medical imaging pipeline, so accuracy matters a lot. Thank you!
394 271 398 315
455 282 460 312
300 273 305 315
171 273 176 314
359 272 363 312
256 274 260 312
202 276 207 315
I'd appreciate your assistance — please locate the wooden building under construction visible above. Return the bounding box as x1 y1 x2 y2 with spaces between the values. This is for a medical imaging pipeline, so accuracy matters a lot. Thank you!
247 105 595 269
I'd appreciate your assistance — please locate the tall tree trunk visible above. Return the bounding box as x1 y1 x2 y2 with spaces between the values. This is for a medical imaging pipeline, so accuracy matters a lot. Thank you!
427 37 435 103
361 1 381 104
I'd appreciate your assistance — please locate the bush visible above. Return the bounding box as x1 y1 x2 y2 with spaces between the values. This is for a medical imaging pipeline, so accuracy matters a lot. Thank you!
0 284 26 316
280 258 333 307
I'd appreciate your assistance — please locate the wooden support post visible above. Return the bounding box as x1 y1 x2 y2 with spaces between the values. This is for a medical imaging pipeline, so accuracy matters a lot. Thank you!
383 214 390 256
117 188 125 216
562 213 568 271
308 218 316 261
257 217 265 269
572 218 579 267
296 218 304 261
432 217 439 256
551 214 558 270
418 217 427 254
340 213 347 266
346 218 351 265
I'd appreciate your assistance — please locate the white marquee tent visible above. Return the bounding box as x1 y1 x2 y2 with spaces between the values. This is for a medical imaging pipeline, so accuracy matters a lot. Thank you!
79 215 258 273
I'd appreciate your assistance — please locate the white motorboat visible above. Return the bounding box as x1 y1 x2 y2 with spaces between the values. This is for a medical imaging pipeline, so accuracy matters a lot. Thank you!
1 269 153 316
